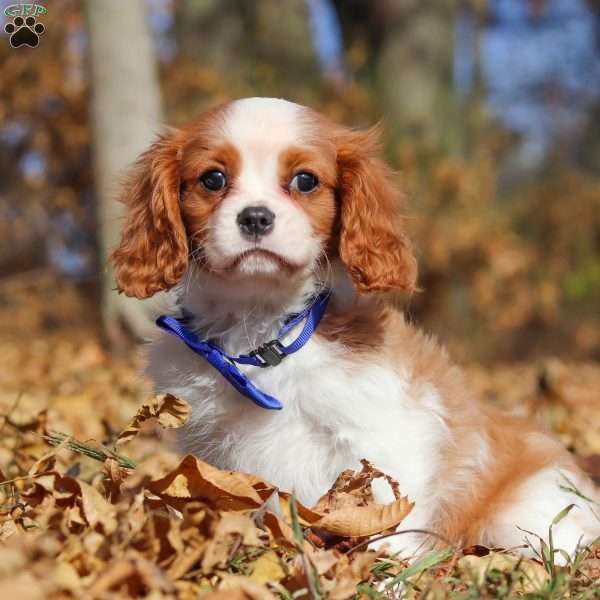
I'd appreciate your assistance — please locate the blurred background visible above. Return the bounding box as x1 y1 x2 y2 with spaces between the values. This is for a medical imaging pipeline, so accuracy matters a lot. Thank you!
1 0 600 363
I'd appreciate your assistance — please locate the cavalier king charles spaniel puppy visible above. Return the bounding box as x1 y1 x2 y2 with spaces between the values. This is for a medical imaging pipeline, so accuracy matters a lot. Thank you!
112 97 599 558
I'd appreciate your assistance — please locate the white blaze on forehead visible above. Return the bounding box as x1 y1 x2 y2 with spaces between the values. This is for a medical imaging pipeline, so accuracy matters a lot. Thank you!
223 97 309 154
203 97 323 274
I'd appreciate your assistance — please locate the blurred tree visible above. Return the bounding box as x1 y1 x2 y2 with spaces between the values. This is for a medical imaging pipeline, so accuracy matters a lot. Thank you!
85 0 163 347
0 2 93 278
171 0 319 104
334 0 460 142
0 0 597 360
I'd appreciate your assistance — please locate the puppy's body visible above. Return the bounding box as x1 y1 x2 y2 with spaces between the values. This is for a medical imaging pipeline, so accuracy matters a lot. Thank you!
114 97 600 557
150 270 598 556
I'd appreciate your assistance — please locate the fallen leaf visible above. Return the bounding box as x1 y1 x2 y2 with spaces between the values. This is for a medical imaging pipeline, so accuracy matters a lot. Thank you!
206 574 278 599
280 485 413 538
147 455 276 512
52 561 82 593
78 480 117 534
202 512 265 572
263 511 309 551
309 548 340 576
313 459 400 514
116 394 190 446
310 496 414 537
0 572 44 600
462 544 491 557
458 553 550 593
250 550 286 585
88 553 175 596
0 519 18 542
328 552 379 600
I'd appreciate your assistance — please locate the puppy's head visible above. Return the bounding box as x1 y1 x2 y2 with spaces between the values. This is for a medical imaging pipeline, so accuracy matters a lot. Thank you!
111 98 417 299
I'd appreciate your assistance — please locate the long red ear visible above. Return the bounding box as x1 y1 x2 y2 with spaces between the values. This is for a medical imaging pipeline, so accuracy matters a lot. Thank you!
336 126 417 293
110 134 188 299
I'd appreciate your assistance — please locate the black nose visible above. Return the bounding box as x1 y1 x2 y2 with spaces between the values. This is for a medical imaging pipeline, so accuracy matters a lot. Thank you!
236 206 275 236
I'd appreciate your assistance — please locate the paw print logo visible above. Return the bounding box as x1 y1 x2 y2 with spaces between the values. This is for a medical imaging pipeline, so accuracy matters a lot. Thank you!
4 15 45 48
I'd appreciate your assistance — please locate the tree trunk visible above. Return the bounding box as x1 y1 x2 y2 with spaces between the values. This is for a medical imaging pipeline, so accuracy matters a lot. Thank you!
375 1 460 146
85 0 163 348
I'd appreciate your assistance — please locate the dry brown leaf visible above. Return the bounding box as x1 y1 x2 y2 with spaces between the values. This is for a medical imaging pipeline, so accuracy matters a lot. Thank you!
116 393 190 446
78 480 117 534
458 554 550 594
238 472 279 503
121 451 181 494
28 453 58 478
262 511 303 549
278 492 323 526
327 573 358 600
249 550 286 585
310 496 413 537
328 552 379 600
202 512 265 573
205 575 278 599
313 459 401 514
147 454 275 511
217 512 265 546
102 457 130 502
52 561 82 593
88 553 175 596
0 519 18 542
0 572 45 600
309 548 340 576
579 554 600 581
167 543 206 581
279 461 413 538
462 544 491 557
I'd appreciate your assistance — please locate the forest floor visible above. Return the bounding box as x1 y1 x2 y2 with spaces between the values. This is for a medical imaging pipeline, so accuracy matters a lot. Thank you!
0 272 599 599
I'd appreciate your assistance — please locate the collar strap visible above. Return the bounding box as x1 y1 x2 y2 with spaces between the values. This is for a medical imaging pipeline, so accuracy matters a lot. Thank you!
155 291 331 410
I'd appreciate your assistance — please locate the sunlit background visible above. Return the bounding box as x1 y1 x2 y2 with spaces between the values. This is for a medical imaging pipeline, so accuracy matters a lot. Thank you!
1 0 599 361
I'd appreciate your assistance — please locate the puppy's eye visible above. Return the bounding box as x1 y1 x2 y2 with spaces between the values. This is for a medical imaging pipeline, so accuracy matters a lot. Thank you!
199 170 226 191
290 172 318 193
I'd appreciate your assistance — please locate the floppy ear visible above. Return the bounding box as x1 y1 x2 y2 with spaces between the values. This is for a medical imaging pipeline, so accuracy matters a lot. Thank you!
335 126 417 293
110 134 188 299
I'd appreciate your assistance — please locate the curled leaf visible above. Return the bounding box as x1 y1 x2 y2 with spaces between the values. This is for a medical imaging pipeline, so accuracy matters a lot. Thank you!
263 511 300 549
116 394 190 446
147 454 276 511
310 495 414 537
279 459 414 538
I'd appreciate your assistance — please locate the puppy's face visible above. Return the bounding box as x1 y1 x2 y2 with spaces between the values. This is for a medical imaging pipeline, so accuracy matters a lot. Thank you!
111 98 417 299
179 99 337 282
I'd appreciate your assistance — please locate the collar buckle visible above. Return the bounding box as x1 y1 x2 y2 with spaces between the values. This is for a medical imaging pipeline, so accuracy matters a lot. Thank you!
251 340 286 368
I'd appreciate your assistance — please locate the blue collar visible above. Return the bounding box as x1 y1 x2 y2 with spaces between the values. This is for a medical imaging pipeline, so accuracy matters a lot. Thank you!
156 291 331 411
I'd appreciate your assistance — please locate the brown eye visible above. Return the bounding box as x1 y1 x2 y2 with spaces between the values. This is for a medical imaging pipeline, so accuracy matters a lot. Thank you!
291 172 318 193
199 170 226 191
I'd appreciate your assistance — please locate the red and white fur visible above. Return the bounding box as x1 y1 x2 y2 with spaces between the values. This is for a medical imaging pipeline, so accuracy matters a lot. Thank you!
112 97 600 558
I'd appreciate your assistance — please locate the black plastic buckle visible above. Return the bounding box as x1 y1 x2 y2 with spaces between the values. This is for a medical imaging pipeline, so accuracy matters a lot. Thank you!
251 340 286 368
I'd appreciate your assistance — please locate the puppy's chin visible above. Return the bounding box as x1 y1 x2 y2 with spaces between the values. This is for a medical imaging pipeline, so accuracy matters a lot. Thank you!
236 252 283 277
213 249 309 283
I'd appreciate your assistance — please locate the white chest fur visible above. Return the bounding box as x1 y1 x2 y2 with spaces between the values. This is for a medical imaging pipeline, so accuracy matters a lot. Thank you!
147 318 449 508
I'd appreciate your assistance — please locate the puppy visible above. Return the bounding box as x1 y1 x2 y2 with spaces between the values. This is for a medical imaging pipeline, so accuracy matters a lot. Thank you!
112 97 600 558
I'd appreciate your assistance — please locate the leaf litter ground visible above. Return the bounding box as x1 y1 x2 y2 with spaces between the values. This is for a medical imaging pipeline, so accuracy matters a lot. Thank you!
0 281 599 599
